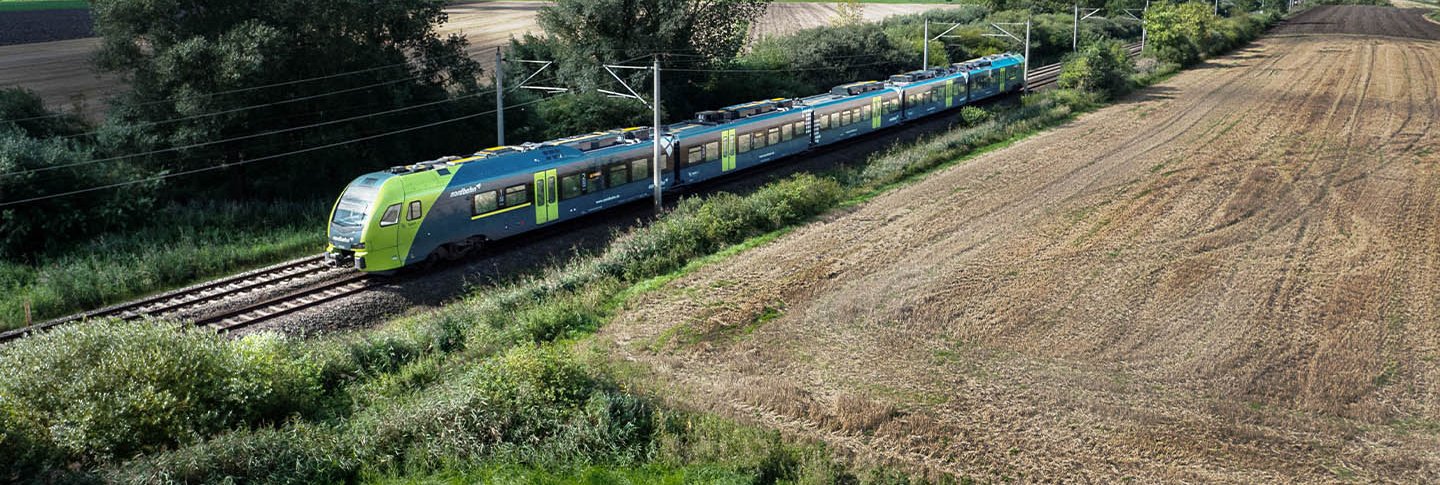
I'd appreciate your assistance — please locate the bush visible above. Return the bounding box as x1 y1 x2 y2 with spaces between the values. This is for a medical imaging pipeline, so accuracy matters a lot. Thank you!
1058 39 1137 99
0 89 155 259
0 321 324 468
106 423 359 484
957 106 986 127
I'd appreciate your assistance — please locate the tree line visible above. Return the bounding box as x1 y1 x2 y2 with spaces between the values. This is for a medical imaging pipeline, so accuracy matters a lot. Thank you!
3 0 1286 261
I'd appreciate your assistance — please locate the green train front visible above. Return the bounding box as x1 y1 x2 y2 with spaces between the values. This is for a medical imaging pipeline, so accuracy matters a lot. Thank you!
326 140 672 272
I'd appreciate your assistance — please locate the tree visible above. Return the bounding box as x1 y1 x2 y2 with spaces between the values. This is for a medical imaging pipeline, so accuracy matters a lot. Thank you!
90 0 487 200
1057 39 1136 98
832 0 866 27
1143 1 1217 66
0 88 154 258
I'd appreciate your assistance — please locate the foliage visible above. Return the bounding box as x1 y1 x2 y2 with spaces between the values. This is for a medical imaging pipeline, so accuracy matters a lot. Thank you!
1058 39 1137 99
1143 5 1278 66
0 321 323 469
960 106 991 126
0 89 155 258
528 92 654 140
1144 1 1217 65
0 199 328 331
832 0 867 27
90 0 488 200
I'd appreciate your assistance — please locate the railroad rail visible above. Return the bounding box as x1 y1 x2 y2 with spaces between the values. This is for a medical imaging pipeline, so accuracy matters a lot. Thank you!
0 254 363 343
1026 41 1145 91
1 42 1149 344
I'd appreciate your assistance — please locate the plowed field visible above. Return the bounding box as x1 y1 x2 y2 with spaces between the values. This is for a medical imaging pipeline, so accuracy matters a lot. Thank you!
600 6 1440 483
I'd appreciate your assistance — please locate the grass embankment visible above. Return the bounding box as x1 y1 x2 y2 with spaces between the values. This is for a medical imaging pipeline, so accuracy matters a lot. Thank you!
0 201 327 331
0 0 88 12
0 89 1104 484
0 10 1278 481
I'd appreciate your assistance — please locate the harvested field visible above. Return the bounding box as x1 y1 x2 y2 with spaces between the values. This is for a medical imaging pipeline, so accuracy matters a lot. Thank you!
599 6 1440 483
1275 4 1440 40
748 2 965 40
0 2 950 120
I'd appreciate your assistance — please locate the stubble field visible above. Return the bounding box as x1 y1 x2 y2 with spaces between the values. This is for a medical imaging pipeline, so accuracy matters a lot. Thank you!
599 5 1440 483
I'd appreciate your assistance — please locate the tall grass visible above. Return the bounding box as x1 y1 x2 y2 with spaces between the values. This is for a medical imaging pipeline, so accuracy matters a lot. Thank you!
0 199 328 331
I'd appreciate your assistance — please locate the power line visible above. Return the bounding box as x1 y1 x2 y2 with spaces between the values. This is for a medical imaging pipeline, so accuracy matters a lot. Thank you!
662 60 895 73
0 97 557 209
1 83 509 178
58 70 448 140
0 50 478 124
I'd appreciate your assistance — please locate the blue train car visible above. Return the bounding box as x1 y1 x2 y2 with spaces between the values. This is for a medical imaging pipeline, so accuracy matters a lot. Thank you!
327 52 1028 272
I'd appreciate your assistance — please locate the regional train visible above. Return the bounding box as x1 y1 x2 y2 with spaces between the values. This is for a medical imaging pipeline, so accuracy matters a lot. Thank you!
326 53 1025 272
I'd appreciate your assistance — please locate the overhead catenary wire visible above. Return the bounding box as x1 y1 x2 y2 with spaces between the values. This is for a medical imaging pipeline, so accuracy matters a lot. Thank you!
0 97 557 209
0 50 478 125
56 70 454 140
0 82 516 179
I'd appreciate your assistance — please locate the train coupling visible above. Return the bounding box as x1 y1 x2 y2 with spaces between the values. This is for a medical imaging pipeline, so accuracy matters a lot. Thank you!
325 249 355 269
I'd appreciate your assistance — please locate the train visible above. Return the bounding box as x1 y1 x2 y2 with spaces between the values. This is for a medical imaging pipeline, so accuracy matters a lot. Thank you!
325 53 1025 272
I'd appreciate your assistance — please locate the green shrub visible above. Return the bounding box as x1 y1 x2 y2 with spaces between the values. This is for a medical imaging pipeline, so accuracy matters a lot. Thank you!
0 199 328 331
960 106 991 126
0 321 323 467
106 423 359 484
1058 39 1136 99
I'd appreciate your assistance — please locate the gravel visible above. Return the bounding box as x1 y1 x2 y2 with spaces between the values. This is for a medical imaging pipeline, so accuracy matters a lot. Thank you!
0 9 93 46
235 100 1020 338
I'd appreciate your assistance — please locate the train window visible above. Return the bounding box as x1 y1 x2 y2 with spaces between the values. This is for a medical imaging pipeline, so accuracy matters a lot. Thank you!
738 133 751 153
861 105 871 120
380 204 401 227
768 127 780 145
407 201 422 221
630 158 649 181
781 124 792 141
561 174 583 200
818 115 829 130
472 192 497 216
840 110 851 126
704 141 720 161
607 163 629 187
686 146 702 166
752 131 766 149
793 121 806 135
503 184 529 208
585 170 603 193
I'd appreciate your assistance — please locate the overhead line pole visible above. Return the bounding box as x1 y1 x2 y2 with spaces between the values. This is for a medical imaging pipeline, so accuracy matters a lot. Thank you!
1073 5 1104 51
923 20 930 69
601 59 664 211
986 21 1030 93
924 19 966 71
495 46 505 146
652 56 663 212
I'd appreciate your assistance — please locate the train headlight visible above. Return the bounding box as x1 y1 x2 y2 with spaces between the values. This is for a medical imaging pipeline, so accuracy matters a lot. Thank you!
353 242 366 250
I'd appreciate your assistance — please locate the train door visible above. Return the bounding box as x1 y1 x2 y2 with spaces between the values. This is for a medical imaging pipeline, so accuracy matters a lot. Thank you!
805 110 818 144
721 129 737 172
533 169 558 224
870 96 882 129
998 67 1007 92
945 79 955 108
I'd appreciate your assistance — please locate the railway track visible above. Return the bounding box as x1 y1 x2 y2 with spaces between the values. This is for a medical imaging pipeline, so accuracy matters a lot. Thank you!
1026 41 1145 91
0 255 365 343
1 43 1149 345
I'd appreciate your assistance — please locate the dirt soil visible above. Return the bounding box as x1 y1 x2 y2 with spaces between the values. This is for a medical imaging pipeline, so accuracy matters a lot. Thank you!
1275 4 1440 40
598 6 1440 483
0 2 950 120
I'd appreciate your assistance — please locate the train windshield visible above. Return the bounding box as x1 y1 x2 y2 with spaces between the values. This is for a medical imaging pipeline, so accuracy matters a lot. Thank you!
332 181 379 228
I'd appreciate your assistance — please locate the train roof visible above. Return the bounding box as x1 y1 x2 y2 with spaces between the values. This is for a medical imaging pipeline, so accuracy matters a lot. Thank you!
372 52 1025 181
